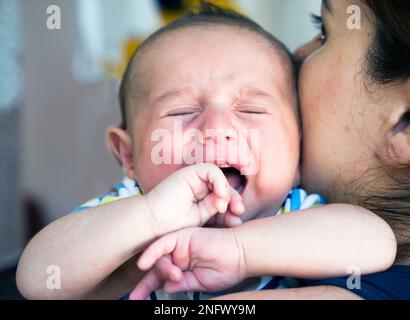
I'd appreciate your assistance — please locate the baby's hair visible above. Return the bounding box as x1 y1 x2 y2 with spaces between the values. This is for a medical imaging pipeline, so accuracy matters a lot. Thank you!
118 1 297 130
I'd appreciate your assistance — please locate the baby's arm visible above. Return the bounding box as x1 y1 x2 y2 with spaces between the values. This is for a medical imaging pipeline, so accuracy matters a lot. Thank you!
237 204 397 279
16 164 244 299
16 195 162 299
130 204 396 298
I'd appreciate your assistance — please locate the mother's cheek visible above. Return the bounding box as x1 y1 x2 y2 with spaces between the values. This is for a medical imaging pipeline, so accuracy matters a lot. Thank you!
298 55 353 197
300 50 356 130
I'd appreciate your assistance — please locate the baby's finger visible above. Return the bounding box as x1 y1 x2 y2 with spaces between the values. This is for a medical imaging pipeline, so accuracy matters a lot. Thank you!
197 193 228 226
156 256 182 283
215 196 229 214
164 271 207 294
204 164 230 200
214 211 242 228
223 214 243 228
137 234 178 271
181 164 229 203
193 164 230 200
129 269 162 300
228 188 245 216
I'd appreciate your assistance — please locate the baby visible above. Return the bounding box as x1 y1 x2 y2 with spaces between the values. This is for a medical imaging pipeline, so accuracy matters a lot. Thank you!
16 3 396 300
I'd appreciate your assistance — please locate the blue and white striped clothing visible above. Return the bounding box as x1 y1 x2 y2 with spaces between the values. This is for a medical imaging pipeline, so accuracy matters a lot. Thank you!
75 177 325 215
74 177 326 300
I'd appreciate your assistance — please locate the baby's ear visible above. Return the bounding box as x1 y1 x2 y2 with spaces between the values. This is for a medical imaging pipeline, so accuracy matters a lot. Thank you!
106 126 136 178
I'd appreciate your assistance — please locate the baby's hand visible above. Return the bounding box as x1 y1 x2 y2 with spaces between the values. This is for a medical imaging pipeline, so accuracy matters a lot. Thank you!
144 163 245 235
128 227 247 300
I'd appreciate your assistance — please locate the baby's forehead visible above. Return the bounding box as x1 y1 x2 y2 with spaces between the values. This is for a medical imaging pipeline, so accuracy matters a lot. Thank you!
133 26 293 91
136 25 291 73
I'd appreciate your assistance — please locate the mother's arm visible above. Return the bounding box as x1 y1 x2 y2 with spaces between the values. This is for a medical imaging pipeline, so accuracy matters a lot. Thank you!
213 286 362 300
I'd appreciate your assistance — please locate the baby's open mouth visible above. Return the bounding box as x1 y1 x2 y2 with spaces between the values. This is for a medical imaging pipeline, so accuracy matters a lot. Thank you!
220 166 247 194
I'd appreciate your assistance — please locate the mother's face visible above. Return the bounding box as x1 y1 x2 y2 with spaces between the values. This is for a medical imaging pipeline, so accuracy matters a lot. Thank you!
296 0 408 202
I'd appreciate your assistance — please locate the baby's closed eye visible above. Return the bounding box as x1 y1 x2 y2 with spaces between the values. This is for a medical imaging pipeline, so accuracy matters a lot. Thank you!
235 106 269 114
162 106 201 118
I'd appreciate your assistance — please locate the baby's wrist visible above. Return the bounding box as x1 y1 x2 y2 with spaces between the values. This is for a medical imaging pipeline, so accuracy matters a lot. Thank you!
229 227 250 280
141 192 169 238
233 224 262 279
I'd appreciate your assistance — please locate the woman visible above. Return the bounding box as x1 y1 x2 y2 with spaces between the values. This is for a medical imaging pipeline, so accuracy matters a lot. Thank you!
217 0 410 299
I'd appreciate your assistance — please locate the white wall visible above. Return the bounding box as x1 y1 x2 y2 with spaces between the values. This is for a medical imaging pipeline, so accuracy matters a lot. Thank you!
22 0 122 222
237 0 321 51
0 0 24 270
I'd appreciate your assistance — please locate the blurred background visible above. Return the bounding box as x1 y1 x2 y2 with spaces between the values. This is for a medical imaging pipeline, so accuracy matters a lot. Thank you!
0 0 321 299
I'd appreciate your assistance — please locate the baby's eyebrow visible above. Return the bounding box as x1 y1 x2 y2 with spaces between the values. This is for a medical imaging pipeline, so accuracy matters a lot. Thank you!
238 87 276 101
151 87 277 107
152 88 194 105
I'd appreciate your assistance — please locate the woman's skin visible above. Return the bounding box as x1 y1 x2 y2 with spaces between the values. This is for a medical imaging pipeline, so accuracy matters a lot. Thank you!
297 0 410 210
213 0 410 299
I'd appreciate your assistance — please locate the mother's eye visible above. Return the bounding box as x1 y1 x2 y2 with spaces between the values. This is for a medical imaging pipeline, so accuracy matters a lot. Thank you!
311 13 327 45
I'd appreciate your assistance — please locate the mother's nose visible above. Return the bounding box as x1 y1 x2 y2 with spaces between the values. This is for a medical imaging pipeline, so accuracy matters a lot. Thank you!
294 35 322 63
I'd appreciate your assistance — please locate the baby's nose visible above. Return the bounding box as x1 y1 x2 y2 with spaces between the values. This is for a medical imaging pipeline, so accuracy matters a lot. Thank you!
192 112 237 164
203 128 235 143
198 111 236 143
197 129 237 165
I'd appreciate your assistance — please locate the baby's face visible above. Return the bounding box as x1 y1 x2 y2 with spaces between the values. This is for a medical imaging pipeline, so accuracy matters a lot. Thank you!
129 26 300 221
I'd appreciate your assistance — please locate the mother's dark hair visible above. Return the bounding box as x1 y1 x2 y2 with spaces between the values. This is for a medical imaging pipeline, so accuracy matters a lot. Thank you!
361 0 410 257
364 0 410 84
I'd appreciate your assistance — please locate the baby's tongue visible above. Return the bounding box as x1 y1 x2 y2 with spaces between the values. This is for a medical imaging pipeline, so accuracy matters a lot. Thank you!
224 171 242 191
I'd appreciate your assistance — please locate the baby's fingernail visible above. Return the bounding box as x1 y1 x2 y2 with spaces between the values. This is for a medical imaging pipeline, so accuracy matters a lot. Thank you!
230 217 242 227
234 217 242 226
171 269 180 282
237 203 245 213
220 201 228 213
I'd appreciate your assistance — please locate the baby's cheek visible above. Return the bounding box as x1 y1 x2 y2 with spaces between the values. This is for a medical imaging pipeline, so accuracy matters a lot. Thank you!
255 144 296 205
136 139 183 192
138 163 182 193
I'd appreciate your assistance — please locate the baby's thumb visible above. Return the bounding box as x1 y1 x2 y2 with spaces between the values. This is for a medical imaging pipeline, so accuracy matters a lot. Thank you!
137 234 177 270
164 271 205 293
